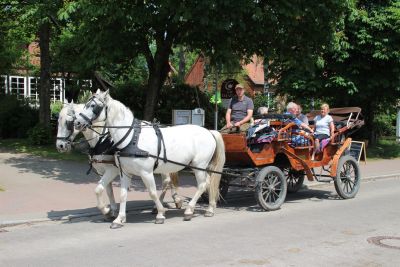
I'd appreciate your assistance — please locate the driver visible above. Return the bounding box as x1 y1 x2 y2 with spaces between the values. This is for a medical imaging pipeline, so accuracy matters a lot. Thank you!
221 83 254 133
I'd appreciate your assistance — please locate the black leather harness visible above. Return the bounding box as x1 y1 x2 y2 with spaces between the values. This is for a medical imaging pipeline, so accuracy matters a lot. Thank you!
115 119 167 171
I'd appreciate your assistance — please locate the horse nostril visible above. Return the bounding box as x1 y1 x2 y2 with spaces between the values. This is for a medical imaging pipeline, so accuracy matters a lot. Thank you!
60 144 64 149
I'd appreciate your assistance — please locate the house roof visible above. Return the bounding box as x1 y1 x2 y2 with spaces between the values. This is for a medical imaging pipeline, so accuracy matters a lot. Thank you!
184 55 205 87
184 54 274 90
243 55 265 86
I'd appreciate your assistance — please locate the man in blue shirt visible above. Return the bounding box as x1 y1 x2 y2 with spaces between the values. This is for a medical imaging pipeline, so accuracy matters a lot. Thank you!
285 102 313 132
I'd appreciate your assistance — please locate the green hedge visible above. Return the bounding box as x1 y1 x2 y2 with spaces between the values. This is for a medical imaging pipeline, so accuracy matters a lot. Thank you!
0 95 38 138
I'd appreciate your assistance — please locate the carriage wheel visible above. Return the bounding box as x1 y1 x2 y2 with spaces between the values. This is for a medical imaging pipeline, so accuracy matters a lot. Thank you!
255 166 287 211
201 176 230 203
284 168 305 193
334 155 361 199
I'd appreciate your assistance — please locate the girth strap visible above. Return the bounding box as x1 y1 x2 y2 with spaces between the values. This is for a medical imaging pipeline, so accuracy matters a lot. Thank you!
152 124 167 170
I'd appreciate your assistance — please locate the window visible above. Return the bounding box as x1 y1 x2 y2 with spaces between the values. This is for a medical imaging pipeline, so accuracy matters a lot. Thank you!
51 78 63 102
29 77 39 104
9 76 26 99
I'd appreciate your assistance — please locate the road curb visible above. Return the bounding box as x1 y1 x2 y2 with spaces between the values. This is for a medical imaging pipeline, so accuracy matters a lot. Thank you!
1 173 399 228
0 204 156 228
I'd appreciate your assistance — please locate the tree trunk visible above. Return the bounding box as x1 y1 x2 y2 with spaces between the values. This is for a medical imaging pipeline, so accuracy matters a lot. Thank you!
143 49 171 121
38 22 51 127
178 46 186 81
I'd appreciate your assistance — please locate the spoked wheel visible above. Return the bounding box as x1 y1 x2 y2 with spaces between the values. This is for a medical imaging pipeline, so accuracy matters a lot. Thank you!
334 155 361 199
283 168 305 193
201 176 230 203
255 166 287 211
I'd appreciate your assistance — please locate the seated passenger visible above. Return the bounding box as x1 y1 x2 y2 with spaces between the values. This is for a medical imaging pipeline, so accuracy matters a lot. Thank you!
296 104 309 125
285 102 313 133
221 83 254 133
284 102 314 147
312 103 335 159
247 106 272 141
254 106 269 124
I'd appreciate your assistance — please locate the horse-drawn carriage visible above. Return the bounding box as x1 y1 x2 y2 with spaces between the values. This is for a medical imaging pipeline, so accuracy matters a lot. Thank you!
218 107 364 211
58 88 365 227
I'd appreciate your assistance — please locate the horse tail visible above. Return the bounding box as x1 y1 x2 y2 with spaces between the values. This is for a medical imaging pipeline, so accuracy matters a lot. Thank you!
208 130 226 204
170 172 179 188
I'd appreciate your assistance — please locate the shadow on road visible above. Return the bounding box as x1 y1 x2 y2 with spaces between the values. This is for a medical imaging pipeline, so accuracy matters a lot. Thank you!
53 186 339 226
58 199 210 226
4 154 100 184
217 186 338 213
3 152 200 190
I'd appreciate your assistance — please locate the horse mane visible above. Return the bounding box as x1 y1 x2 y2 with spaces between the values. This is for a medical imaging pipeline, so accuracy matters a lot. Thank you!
106 95 134 121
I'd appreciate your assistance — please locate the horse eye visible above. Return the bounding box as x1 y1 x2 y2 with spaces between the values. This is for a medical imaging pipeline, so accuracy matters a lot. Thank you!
91 104 95 108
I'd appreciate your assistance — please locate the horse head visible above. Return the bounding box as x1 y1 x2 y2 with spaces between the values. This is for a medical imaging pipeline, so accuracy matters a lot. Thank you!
56 101 81 152
74 89 109 131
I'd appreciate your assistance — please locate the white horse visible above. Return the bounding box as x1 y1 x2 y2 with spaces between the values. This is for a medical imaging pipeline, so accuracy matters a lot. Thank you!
74 90 225 228
56 103 182 224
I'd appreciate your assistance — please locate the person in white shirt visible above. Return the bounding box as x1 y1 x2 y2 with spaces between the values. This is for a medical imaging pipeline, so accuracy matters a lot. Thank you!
312 103 335 158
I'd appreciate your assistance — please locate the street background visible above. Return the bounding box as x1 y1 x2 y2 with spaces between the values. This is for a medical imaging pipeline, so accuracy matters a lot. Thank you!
1 149 399 225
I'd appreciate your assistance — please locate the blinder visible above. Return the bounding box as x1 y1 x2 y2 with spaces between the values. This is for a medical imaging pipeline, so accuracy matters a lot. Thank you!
56 112 75 142
81 96 105 125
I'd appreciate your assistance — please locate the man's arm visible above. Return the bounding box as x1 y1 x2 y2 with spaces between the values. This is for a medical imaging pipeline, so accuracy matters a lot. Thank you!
234 109 254 127
300 122 314 133
226 108 233 128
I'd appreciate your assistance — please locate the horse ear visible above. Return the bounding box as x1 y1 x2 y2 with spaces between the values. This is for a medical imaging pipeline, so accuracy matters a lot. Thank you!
101 89 110 102
71 99 74 105
67 102 75 116
96 88 101 94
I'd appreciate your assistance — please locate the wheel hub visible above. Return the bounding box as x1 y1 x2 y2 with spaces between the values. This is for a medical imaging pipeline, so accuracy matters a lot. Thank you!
268 184 275 190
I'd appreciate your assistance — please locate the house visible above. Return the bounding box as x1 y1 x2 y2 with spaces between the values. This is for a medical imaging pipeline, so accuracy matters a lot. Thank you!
0 42 92 104
184 54 276 96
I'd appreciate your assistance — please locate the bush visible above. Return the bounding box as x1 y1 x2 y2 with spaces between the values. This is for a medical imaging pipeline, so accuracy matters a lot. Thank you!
0 95 38 138
51 101 63 119
27 123 52 145
253 93 278 113
373 112 396 137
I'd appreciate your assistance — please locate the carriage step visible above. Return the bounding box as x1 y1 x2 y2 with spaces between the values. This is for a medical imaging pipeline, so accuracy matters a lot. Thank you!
315 178 332 183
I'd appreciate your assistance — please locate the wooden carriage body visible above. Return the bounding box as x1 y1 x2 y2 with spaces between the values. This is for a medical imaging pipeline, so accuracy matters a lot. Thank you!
222 107 364 181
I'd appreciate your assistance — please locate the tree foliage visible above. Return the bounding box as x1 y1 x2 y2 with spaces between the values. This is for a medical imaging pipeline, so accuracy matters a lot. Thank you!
276 0 400 142
54 0 347 120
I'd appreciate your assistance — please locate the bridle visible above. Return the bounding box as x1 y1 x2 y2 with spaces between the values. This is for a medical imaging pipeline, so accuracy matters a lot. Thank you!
79 95 107 127
56 111 75 143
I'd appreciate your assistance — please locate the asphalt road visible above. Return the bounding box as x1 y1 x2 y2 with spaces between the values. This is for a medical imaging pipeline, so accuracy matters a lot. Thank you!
1 177 399 267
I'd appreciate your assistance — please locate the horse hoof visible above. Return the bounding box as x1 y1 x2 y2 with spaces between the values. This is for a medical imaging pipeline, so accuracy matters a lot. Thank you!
151 207 158 214
183 214 192 221
155 218 165 224
110 222 124 229
103 214 116 222
175 200 183 209
204 211 214 217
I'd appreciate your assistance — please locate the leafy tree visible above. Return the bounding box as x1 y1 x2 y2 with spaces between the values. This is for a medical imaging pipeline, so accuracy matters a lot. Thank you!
57 0 347 121
0 1 32 74
276 0 400 143
1 0 65 128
